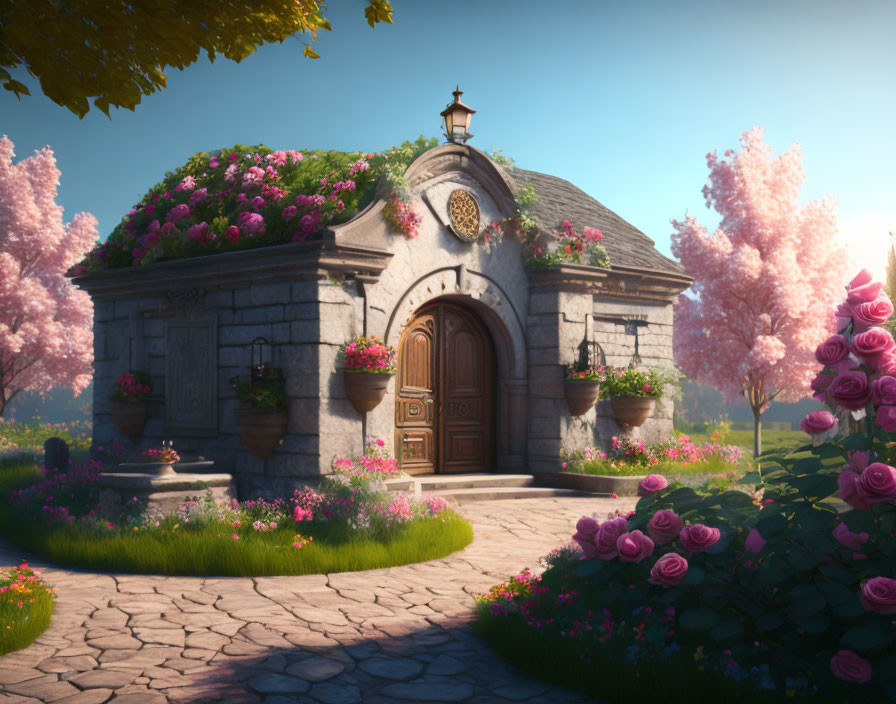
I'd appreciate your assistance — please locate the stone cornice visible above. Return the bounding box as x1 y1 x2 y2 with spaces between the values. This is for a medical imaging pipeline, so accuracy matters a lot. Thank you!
69 239 393 301
526 263 693 304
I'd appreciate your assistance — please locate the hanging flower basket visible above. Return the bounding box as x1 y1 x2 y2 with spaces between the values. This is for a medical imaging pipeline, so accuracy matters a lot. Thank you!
564 379 601 416
344 370 393 414
610 397 657 428
110 400 149 440
235 408 288 458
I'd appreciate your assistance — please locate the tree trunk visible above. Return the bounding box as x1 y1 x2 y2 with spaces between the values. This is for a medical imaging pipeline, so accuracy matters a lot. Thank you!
752 404 762 457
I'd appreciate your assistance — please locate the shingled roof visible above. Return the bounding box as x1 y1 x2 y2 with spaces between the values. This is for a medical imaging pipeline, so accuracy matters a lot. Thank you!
508 167 684 275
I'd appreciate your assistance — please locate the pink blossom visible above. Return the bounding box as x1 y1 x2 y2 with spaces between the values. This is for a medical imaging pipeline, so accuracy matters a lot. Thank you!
855 462 896 503
830 650 872 683
165 203 190 223
838 468 870 511
572 516 600 559
872 376 896 406
679 524 721 552
616 530 654 562
251 196 266 211
832 522 869 550
815 335 849 366
595 517 629 560
860 577 896 614
853 295 895 332
799 410 838 435
188 188 208 207
810 371 834 401
646 509 682 544
744 528 765 553
187 222 214 244
638 474 669 496
224 164 239 182
649 552 689 586
670 127 848 425
847 279 885 306
223 225 240 243
242 166 265 185
237 211 265 235
175 175 195 191
282 205 297 221
294 506 312 522
828 371 872 410
852 328 896 368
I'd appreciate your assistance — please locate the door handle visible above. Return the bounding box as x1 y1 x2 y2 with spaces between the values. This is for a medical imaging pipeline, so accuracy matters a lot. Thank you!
403 435 423 443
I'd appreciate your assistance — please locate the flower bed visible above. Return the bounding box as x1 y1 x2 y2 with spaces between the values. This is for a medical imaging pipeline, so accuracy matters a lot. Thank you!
562 434 745 477
476 270 896 703
0 440 472 576
0 561 56 656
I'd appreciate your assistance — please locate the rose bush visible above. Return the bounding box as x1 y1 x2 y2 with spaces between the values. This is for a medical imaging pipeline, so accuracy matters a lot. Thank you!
477 270 896 702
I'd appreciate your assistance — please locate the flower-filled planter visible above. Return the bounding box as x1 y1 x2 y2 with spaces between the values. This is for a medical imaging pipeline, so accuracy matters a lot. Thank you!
601 367 664 428
234 378 287 458
117 443 180 476
563 364 604 417
110 371 153 440
338 336 396 414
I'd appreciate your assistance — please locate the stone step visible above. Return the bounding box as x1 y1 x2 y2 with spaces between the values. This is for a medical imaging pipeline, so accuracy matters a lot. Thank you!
421 486 590 502
415 474 535 491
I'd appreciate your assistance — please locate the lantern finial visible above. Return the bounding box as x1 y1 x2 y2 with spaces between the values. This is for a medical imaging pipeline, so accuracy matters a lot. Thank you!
440 85 475 144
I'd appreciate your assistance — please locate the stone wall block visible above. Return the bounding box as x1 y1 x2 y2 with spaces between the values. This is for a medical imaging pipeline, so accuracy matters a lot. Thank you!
285 303 319 320
526 324 558 349
528 292 562 315
143 319 165 338
292 281 317 302
235 305 285 325
318 284 355 305
94 301 116 323
234 282 292 307
287 398 319 435
286 373 318 397
219 324 286 346
218 346 250 369
528 365 564 398
204 290 234 309
266 454 319 478
319 303 358 345
528 437 561 457
291 320 321 344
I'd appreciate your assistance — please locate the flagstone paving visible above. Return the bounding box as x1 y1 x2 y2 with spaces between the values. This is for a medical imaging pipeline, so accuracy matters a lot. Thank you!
0 495 636 704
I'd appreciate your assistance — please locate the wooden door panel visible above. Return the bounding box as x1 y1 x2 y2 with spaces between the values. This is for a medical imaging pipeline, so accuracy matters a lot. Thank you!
439 306 493 474
395 313 436 474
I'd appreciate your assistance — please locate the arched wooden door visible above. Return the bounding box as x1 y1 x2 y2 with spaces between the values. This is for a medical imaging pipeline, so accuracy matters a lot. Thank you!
395 302 495 474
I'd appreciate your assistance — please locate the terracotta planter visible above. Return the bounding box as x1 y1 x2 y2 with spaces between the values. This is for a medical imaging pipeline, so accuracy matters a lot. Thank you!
563 379 601 416
235 408 288 458
343 370 393 414
111 400 149 440
611 396 657 428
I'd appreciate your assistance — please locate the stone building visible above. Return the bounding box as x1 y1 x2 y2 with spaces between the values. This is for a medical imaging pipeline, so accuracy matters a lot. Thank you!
72 100 692 495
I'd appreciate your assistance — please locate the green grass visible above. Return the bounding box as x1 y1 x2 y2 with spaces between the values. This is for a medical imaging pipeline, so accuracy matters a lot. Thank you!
572 456 742 477
0 456 474 577
681 427 808 458
0 563 56 657
0 419 91 458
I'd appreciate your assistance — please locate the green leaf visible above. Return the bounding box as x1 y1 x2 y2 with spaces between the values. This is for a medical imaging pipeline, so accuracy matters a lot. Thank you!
710 618 744 642
817 580 856 607
791 584 826 616
756 611 783 631
757 513 788 538
841 624 894 651
787 546 816 571
303 45 321 59
679 566 705 586
833 599 866 620
679 607 720 630
794 613 830 634
575 559 602 577
740 471 761 485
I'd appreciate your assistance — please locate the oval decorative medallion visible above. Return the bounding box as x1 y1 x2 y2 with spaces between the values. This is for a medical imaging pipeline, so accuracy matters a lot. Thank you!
447 190 481 242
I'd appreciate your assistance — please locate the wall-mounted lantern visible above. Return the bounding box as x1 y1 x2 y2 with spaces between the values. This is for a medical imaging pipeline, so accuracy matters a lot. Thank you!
441 85 475 144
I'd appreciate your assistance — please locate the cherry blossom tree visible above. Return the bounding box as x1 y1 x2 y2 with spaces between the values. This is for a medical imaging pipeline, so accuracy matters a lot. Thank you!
0 136 96 418
671 126 848 456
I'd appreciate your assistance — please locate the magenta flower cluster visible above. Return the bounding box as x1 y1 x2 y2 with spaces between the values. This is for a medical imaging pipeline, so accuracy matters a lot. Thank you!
338 336 396 373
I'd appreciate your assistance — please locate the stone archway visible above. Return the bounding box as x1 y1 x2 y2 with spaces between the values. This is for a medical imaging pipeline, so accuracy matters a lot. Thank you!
395 300 495 475
369 267 528 473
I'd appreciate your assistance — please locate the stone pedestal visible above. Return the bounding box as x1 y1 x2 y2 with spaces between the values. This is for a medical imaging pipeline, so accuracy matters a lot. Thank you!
98 472 237 514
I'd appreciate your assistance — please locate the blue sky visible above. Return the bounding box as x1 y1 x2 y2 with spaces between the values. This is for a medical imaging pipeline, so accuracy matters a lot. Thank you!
2 0 895 274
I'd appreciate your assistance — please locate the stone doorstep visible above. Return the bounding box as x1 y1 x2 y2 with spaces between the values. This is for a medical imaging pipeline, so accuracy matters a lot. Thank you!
421 486 591 502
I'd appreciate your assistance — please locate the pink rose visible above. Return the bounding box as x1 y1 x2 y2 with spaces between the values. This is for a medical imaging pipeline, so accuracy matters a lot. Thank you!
799 411 838 435
810 372 834 401
638 474 669 496
851 328 896 369
828 371 872 410
849 269 874 289
616 530 654 563
647 509 682 544
836 301 854 332
876 406 896 433
838 468 870 511
860 576 896 614
649 552 689 586
830 650 873 683
745 528 766 553
872 376 896 406
223 225 241 243
878 351 896 376
815 334 849 366
596 517 629 560
853 295 895 332
679 524 721 553
847 278 885 306
573 517 600 559
850 450 871 473
832 522 869 551
166 203 190 223
856 462 896 503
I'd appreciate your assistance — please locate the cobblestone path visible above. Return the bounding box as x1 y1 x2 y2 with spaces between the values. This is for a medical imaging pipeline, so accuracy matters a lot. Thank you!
0 496 635 704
